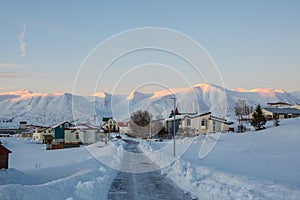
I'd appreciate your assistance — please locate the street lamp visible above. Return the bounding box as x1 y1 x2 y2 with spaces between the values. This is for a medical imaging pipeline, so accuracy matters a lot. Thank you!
171 97 176 156
149 118 152 147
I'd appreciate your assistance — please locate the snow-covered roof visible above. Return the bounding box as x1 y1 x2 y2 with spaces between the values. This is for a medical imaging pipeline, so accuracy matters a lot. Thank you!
165 112 228 124
0 144 12 155
66 123 101 131
267 102 292 106
183 112 212 119
263 108 300 115
51 121 72 129
165 115 185 122
36 127 51 133
210 115 227 123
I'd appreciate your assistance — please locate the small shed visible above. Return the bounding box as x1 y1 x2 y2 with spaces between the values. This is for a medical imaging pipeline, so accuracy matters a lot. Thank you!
0 144 12 169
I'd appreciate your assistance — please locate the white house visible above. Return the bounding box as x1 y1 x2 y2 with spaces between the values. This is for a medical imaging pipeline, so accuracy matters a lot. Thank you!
181 112 230 135
65 123 104 145
166 112 230 136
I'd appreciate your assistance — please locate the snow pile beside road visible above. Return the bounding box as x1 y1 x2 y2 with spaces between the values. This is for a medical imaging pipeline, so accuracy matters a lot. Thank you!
161 158 300 199
139 118 300 199
0 138 123 200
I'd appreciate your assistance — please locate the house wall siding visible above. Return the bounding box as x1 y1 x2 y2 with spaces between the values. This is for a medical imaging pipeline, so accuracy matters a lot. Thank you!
0 154 8 169
65 130 82 144
55 126 65 139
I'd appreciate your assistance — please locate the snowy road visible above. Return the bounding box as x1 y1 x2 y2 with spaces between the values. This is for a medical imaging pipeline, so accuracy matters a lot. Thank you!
108 140 195 200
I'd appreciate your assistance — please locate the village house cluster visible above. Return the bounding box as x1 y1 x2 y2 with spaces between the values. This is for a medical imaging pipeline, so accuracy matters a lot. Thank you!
7 117 119 150
1 102 300 169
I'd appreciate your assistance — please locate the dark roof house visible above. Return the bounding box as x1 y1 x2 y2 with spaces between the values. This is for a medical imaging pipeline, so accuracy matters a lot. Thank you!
0 144 12 169
262 108 300 119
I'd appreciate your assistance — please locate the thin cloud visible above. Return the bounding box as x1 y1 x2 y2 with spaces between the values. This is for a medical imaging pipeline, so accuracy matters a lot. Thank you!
18 24 26 57
0 71 52 79
0 63 26 68
0 72 22 78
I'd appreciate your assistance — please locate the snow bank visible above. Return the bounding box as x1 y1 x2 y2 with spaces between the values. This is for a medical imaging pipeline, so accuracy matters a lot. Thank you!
0 137 123 200
139 118 300 199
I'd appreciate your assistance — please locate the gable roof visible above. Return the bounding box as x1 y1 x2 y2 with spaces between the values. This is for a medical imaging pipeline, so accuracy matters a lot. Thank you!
51 121 72 129
185 112 212 119
263 108 300 115
0 144 12 155
67 123 101 131
165 112 212 122
267 102 292 106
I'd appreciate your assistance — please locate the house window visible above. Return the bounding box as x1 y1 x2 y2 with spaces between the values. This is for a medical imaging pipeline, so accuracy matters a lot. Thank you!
186 118 191 126
76 132 79 140
201 119 207 126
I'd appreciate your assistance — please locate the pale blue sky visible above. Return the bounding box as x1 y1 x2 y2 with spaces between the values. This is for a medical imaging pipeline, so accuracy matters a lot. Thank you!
0 1 299 95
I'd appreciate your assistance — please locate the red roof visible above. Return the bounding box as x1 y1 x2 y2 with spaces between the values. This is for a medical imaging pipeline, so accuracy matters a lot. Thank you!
0 145 12 155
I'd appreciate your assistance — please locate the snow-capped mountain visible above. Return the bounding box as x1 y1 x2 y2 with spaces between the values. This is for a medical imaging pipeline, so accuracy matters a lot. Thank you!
0 90 94 128
291 91 300 101
0 84 299 127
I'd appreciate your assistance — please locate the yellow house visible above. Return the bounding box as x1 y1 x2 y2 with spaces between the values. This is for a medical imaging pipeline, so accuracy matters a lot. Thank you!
32 127 52 142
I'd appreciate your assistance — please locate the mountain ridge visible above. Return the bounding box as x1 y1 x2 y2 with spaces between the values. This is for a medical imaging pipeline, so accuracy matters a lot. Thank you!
0 83 299 128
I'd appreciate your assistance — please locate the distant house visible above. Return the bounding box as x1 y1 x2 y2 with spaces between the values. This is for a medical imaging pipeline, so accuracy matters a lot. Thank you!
267 102 292 108
51 121 73 143
32 127 52 142
102 117 119 133
0 144 12 169
19 131 33 138
19 121 27 130
43 121 75 150
261 108 300 120
291 104 300 110
166 112 230 136
65 123 104 145
118 122 129 134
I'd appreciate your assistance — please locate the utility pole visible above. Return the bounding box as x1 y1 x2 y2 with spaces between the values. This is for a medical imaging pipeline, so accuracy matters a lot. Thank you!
171 97 176 156
149 118 152 147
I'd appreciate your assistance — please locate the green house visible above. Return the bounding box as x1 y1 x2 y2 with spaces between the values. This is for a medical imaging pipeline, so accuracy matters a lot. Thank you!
52 121 73 143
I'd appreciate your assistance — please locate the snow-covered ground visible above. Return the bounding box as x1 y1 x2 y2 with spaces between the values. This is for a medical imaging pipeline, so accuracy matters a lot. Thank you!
1 118 300 199
139 118 300 199
0 138 123 200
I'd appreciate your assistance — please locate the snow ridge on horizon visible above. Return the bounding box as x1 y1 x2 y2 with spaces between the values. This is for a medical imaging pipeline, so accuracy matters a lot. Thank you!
0 83 299 128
